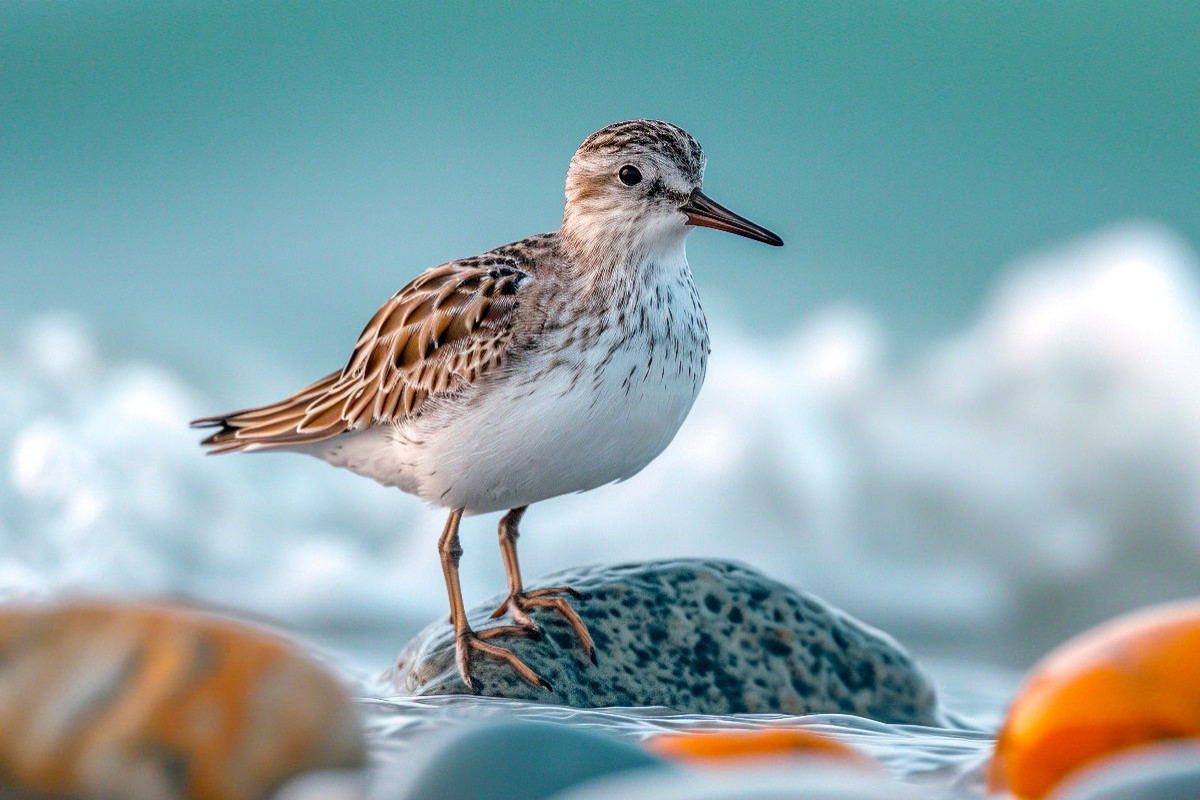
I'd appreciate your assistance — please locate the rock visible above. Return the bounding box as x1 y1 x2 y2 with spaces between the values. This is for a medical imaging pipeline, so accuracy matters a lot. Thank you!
643 728 879 770
381 720 667 800
1050 744 1200 800
0 600 365 800
273 771 367 800
988 599 1200 799
549 762 930 800
390 560 939 723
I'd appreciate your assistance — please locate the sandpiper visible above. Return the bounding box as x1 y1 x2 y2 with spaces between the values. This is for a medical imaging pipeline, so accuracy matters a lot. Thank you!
193 120 783 690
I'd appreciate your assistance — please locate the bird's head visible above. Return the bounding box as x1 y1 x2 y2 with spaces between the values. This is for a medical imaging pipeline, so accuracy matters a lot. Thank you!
562 120 782 265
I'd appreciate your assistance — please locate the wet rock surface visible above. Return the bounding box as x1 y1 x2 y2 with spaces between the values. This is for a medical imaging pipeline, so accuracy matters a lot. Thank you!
1052 745 1200 800
390 559 940 724
0 601 365 800
390 720 666 800
552 764 931 800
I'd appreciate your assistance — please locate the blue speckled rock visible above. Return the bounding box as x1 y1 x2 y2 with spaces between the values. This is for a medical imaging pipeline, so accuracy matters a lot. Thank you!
389 560 939 724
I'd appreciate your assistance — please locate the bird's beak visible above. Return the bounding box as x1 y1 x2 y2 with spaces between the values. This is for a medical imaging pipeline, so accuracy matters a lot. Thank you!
680 189 784 246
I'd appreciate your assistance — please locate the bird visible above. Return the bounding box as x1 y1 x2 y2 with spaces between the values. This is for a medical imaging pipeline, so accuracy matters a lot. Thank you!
192 120 783 691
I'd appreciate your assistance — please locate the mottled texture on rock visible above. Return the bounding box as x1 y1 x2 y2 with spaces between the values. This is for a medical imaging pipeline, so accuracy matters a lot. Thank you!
0 601 365 800
390 560 939 724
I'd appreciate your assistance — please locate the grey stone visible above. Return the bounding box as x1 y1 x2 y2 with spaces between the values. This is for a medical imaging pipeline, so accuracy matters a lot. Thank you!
389 559 940 724
376 721 668 800
548 765 932 800
1052 744 1200 800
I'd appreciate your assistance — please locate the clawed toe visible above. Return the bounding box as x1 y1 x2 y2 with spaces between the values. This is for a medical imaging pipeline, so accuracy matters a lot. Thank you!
477 622 543 642
455 630 552 692
526 585 584 601
490 586 595 664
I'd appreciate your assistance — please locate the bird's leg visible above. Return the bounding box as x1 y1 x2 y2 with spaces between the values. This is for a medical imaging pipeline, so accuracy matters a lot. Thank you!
489 506 596 664
437 509 551 692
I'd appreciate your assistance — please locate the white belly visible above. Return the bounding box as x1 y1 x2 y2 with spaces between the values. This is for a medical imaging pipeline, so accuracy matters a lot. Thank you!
309 248 710 514
309 315 707 513
407 325 705 513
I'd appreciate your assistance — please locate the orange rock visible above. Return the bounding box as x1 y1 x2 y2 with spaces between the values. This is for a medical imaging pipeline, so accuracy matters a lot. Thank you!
644 727 875 768
0 600 364 800
988 599 1200 799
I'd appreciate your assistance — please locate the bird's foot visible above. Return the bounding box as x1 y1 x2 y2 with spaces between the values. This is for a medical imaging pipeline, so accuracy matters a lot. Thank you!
490 586 596 665
455 627 552 693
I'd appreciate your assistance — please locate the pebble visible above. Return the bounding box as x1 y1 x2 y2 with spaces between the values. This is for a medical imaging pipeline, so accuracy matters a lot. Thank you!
989 599 1200 799
548 762 929 800
381 720 667 800
390 559 939 723
643 727 878 770
0 600 365 800
1050 744 1200 800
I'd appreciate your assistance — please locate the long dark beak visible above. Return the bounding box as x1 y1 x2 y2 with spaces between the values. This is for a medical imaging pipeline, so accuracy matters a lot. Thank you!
680 189 784 246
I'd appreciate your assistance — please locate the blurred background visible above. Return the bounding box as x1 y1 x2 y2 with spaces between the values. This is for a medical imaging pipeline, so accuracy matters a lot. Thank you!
2 1 1199 674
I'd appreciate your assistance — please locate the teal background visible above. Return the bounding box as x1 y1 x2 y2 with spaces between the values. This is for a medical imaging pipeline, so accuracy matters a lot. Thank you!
3 1 1198 381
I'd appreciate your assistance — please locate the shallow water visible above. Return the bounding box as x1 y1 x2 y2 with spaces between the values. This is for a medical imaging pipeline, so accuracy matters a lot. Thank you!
341 657 1012 797
361 698 992 790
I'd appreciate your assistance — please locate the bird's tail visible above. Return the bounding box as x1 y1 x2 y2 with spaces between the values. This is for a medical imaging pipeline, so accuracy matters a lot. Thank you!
190 371 349 454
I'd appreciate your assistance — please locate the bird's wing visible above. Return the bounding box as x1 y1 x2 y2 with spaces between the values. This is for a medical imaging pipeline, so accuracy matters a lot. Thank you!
191 259 533 453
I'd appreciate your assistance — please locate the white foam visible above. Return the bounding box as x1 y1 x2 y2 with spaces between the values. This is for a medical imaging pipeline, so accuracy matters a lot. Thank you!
3 222 1199 666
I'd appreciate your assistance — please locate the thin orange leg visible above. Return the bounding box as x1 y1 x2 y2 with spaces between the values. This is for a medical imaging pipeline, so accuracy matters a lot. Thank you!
437 509 550 691
489 506 595 664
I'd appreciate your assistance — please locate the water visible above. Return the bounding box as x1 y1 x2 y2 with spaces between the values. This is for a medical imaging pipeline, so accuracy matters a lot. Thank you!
5 222 1200 795
356 658 1012 797
360 700 995 796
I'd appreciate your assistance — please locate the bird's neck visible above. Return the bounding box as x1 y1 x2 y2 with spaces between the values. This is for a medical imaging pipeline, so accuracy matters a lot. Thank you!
557 213 693 301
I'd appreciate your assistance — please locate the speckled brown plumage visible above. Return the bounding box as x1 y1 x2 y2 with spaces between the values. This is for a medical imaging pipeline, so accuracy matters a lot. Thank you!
193 249 544 453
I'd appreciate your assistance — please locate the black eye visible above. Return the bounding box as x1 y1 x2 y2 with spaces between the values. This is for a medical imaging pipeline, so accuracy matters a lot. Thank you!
618 165 642 186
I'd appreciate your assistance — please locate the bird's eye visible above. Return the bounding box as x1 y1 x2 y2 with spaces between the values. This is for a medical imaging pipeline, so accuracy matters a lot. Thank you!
618 165 642 186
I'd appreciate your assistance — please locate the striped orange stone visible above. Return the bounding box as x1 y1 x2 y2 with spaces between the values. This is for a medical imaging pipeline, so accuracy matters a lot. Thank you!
644 727 876 769
988 599 1200 799
0 601 364 800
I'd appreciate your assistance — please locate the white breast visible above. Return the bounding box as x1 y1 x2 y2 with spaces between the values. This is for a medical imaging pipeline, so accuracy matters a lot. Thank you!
342 252 711 514
305 243 710 515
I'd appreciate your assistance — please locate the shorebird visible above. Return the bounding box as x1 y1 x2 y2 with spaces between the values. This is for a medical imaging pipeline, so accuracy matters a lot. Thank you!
192 120 782 690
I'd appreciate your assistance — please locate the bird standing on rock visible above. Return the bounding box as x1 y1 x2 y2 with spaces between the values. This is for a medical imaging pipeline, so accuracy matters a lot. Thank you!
193 120 784 690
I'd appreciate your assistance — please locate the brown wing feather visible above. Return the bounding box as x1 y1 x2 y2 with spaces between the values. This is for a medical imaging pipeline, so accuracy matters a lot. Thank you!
192 259 532 454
